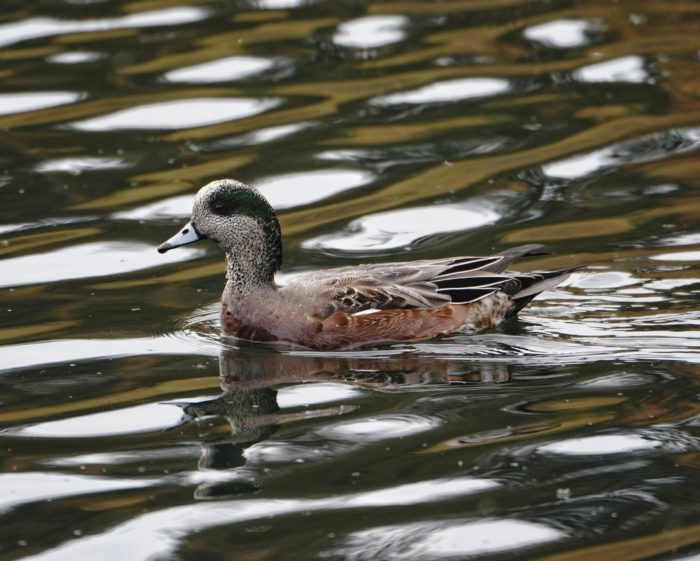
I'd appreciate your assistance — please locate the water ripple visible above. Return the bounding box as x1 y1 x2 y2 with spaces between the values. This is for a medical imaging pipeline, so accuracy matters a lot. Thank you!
524 19 602 49
35 156 128 173
0 242 202 288
0 472 151 514
0 92 82 116
70 98 280 131
334 15 408 49
574 55 652 84
372 77 511 105
8 402 186 438
0 335 218 372
0 7 209 48
3 1 700 560
304 201 500 251
328 519 564 560
163 56 279 83
318 414 440 442
538 429 700 457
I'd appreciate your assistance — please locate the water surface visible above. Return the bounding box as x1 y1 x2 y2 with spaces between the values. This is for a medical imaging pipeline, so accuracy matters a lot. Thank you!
1 1 699 560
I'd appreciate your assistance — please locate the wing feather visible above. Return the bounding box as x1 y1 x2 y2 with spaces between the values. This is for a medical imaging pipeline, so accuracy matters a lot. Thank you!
282 244 570 319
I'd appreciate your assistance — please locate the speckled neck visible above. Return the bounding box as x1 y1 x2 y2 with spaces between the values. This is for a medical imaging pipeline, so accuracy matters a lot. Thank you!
220 214 281 293
224 251 277 292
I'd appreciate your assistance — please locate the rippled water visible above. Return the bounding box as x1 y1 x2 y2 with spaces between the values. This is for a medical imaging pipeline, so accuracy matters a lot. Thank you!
1 1 699 560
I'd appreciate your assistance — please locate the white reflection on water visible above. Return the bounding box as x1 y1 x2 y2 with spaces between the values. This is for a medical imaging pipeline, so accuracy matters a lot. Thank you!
188 121 312 151
252 0 305 8
650 250 700 262
231 121 312 145
256 169 375 209
575 372 654 388
572 271 638 290
659 232 700 247
342 477 499 507
277 383 363 408
0 335 218 372
35 156 127 173
334 15 408 49
542 146 617 179
524 19 600 48
70 97 279 131
372 78 510 105
0 473 151 513
47 446 200 467
644 278 698 291
47 51 104 64
113 194 194 220
114 168 373 219
330 519 563 559
0 92 82 116
16 479 506 561
13 403 186 438
0 216 96 235
0 241 202 287
243 441 340 464
163 55 276 83
574 55 650 83
304 203 499 251
0 7 209 48
317 414 440 442
538 434 662 455
542 126 700 180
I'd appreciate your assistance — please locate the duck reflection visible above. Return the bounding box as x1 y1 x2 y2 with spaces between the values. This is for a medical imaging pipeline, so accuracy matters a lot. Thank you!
214 344 512 389
180 345 511 498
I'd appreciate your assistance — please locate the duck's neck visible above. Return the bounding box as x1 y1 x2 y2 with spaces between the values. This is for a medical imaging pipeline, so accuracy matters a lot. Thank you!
224 252 277 294
220 213 282 294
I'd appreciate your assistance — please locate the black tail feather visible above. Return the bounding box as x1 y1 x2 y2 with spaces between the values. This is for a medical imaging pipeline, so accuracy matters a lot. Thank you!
506 266 581 318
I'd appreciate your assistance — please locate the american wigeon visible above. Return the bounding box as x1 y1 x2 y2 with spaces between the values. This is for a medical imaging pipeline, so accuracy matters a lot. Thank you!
158 179 575 350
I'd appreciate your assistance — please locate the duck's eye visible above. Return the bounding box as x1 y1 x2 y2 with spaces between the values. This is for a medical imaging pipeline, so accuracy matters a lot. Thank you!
210 198 232 215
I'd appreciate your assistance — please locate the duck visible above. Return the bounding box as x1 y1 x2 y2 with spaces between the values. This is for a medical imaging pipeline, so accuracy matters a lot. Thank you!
158 179 576 350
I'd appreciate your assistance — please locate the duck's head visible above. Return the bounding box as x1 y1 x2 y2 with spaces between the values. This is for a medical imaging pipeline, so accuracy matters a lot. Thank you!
158 179 282 281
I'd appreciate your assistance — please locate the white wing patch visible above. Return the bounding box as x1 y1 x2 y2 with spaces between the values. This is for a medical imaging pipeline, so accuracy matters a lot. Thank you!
352 308 383 317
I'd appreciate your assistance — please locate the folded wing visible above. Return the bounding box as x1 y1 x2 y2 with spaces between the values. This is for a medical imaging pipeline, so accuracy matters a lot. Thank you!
285 244 575 319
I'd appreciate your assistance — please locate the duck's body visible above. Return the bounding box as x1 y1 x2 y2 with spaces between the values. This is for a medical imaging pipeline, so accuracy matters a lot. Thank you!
159 180 575 350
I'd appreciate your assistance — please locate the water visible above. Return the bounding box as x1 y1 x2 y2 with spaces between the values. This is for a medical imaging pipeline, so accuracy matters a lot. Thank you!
1 0 699 559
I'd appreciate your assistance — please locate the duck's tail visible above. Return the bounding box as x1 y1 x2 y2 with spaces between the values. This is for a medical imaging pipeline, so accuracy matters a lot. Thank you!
506 266 580 318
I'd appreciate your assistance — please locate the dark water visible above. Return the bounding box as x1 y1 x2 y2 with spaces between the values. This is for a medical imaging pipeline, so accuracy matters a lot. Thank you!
1 0 700 559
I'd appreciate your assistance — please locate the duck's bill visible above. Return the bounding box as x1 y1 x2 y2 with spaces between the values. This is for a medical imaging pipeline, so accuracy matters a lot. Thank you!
157 221 203 254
